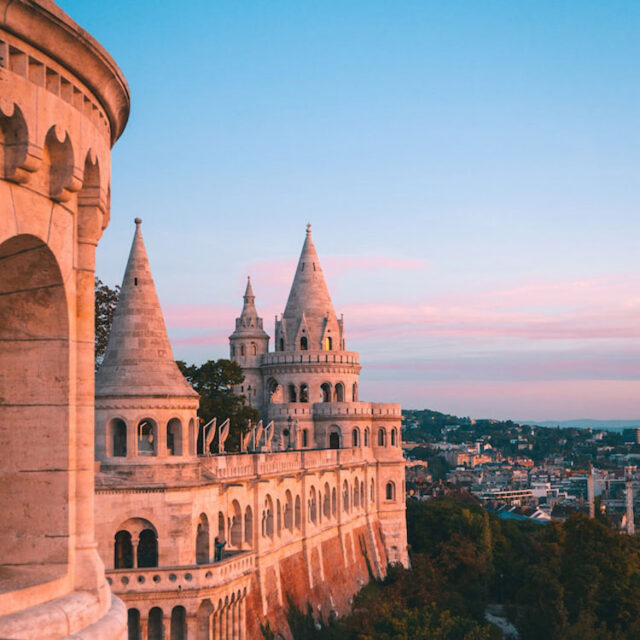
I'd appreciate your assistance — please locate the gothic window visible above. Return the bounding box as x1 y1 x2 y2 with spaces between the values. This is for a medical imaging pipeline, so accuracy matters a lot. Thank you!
240 344 246 356
137 529 158 568
364 427 370 447
167 418 182 455
321 382 331 403
343 480 350 512
109 418 127 457
300 384 309 403
196 514 209 564
295 495 301 530
391 428 398 447
279 337 284 351
251 343 257 355
334 383 345 402
352 428 359 447
329 431 340 449
244 506 253 545
302 430 308 448
300 336 308 350
288 384 297 403
114 530 133 568
352 383 358 402
325 336 332 350
378 428 387 447
386 482 396 501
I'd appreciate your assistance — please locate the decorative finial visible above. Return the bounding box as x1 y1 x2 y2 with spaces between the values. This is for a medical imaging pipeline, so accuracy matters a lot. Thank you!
134 217 142 226
306 223 312 235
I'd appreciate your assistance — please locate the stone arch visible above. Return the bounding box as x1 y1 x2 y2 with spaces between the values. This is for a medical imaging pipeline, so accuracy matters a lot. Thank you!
284 490 293 531
167 417 182 455
244 506 253 545
263 495 274 538
333 382 345 402
343 480 350 512
0 235 69 574
0 102 29 181
137 417 158 456
148 607 164 640
43 125 75 201
386 481 396 501
328 425 341 449
197 600 214 640
295 495 301 530
352 382 358 402
137 528 159 568
79 149 100 206
321 382 332 403
353 476 360 508
196 513 209 565
331 487 337 517
299 383 309 403
108 417 127 457
352 427 360 447
323 482 331 519
230 500 242 547
377 427 387 447
170 606 186 640
114 530 133 569
127 609 140 640
267 377 283 404
217 511 225 540
308 486 317 524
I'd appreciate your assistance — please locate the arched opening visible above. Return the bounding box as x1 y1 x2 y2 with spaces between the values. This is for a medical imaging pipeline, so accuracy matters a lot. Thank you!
196 513 209 564
0 103 28 181
284 490 293 531
114 530 133 569
343 480 350 512
321 382 331 403
364 428 370 447
353 478 360 508
230 500 242 547
371 479 375 503
170 606 186 640
331 488 337 517
196 600 214 640
148 607 164 640
240 344 246 356
352 382 358 402
244 506 253 545
288 383 297 403
323 483 331 519
302 429 309 448
295 495 301 530
334 382 345 402
43 125 74 200
360 480 365 506
277 499 282 536
264 495 274 538
386 481 396 501
299 383 309 403
137 418 157 456
137 528 158 567
325 336 332 350
378 427 387 447
167 418 182 456
391 427 398 446
352 428 360 447
218 511 225 540
329 429 341 449
127 609 140 640
188 418 196 455
300 336 308 350
0 235 69 574
251 342 257 355
308 487 317 524
268 378 283 404
109 418 127 457
279 337 284 351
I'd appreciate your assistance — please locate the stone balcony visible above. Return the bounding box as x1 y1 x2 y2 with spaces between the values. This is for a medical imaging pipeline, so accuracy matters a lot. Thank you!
106 551 255 596
261 350 360 367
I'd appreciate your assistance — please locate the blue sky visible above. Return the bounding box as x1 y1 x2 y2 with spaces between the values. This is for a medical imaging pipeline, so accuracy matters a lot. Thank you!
59 0 640 420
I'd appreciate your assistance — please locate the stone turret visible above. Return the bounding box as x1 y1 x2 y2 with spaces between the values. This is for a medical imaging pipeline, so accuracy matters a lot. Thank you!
229 277 269 412
275 224 344 352
95 219 198 462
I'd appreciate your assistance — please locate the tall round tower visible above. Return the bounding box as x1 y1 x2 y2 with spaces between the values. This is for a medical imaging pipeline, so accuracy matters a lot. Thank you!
229 277 269 413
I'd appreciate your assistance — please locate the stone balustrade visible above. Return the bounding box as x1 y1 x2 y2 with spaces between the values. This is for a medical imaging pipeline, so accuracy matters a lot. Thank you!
106 552 255 595
261 351 360 366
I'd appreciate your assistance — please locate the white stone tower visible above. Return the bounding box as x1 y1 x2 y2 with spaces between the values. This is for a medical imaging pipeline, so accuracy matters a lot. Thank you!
229 277 269 413
95 219 199 463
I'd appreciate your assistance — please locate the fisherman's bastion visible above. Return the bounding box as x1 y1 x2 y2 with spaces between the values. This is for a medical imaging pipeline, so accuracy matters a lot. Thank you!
0 1 408 638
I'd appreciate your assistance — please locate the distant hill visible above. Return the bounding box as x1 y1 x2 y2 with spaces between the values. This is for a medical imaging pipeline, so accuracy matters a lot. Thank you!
523 419 640 431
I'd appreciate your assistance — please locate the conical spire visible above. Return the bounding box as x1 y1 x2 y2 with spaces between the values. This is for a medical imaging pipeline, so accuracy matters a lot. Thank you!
230 276 268 338
96 218 197 398
280 224 341 350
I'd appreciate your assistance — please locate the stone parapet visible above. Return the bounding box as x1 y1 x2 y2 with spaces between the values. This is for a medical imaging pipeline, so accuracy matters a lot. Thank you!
261 350 360 367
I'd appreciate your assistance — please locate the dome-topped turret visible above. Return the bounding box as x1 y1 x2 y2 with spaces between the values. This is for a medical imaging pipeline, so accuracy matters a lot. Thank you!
96 219 197 399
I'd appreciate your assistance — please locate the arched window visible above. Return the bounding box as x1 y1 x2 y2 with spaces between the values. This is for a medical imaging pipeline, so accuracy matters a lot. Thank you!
378 428 387 447
288 384 297 403
323 483 331 519
240 344 246 356
352 428 359 447
352 383 358 402
231 345 235 357
391 428 398 447
137 418 157 456
0 100 28 181
188 418 196 456
302 429 308 448
343 480 350 512
284 491 293 531
167 418 182 456
331 487 337 517
325 336 332 350
230 500 242 547
244 506 253 545
137 529 158 567
196 513 209 564
329 431 340 449
321 382 331 403
295 495 301 530
170 606 186 640
218 511 225 540
251 343 257 355
279 337 284 351
371 479 375 503
114 530 133 568
276 499 282 536
308 487 317 524
334 383 345 402
109 418 127 457
353 481 359 508
360 481 365 507
364 427 370 447
264 496 274 538
300 336 308 350
299 384 309 403
127 609 140 640
386 481 396 501
148 607 164 640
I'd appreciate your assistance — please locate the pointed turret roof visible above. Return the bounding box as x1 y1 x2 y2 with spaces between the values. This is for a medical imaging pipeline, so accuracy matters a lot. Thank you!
230 276 269 339
96 218 197 398
283 224 336 322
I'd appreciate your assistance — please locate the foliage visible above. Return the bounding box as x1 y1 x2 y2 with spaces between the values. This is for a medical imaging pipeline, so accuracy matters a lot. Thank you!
409 446 452 480
94 277 120 369
176 359 259 452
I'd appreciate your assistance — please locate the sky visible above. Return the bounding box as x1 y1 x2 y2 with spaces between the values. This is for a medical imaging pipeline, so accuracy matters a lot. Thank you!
59 0 640 421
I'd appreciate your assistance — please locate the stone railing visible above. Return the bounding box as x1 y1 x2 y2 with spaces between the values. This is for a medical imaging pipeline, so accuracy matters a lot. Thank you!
261 351 360 367
106 552 255 595
267 402 401 420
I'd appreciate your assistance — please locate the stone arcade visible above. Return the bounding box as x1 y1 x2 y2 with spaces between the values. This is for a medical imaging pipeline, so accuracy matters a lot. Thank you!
94 222 408 639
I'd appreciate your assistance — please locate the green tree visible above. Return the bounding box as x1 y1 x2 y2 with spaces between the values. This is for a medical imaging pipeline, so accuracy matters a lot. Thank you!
177 359 259 452
94 277 120 369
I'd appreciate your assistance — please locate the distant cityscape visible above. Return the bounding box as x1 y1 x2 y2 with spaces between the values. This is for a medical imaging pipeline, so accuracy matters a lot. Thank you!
403 409 640 532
